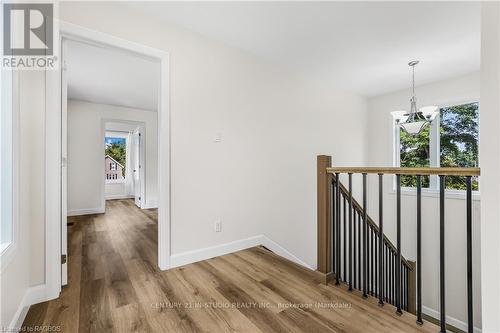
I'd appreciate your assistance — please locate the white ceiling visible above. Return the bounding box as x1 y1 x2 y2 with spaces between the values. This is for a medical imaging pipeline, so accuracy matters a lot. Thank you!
125 1 480 96
66 39 159 111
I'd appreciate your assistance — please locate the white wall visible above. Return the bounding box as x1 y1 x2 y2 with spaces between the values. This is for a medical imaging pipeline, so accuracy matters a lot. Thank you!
67 100 157 214
479 2 500 332
0 71 45 328
57 2 368 267
366 72 482 330
4 1 367 327
6 2 500 331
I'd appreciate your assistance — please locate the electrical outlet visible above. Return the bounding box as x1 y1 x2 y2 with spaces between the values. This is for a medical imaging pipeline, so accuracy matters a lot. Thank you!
215 220 222 232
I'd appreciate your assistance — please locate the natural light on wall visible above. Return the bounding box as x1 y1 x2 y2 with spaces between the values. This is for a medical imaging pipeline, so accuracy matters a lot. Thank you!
1 68 14 254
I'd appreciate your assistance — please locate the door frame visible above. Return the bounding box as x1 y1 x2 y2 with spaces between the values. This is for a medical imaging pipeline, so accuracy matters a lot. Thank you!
130 125 146 208
45 21 171 299
102 120 146 208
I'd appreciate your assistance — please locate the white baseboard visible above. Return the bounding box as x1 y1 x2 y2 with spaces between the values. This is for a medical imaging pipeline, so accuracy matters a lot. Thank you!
67 207 105 216
9 284 51 330
169 234 313 271
170 235 264 268
105 194 134 200
260 236 315 270
142 199 158 209
423 305 481 333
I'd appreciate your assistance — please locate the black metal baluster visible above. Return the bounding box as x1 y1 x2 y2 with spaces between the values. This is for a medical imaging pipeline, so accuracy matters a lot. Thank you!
385 244 388 302
332 179 336 280
393 251 396 305
362 173 368 297
372 227 375 295
416 175 423 324
354 208 357 290
336 173 341 285
396 174 402 314
391 250 395 305
375 231 378 297
378 174 384 305
343 196 347 281
439 175 446 333
403 265 407 310
466 176 473 333
406 266 409 311
358 210 362 289
370 226 374 295
389 250 392 304
349 173 353 290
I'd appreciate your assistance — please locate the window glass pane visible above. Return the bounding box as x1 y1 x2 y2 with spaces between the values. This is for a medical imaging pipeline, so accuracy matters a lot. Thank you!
400 126 430 187
440 102 479 190
105 136 126 181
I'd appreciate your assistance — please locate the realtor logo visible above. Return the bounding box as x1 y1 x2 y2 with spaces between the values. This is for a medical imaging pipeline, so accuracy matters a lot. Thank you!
3 3 53 56
2 3 57 69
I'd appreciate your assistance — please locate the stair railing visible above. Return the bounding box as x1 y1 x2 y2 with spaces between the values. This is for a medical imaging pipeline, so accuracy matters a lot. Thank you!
316 155 480 333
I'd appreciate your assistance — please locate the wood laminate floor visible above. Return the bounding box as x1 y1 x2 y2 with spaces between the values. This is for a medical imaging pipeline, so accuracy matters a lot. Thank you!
22 199 438 333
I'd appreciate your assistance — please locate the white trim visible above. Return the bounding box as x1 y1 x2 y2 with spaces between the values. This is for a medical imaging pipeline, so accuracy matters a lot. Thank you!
8 284 51 331
45 21 171 304
142 198 158 209
389 188 481 201
423 305 482 333
170 236 264 268
105 179 126 184
170 235 314 271
67 207 105 217
45 24 63 302
105 194 134 200
260 235 315 270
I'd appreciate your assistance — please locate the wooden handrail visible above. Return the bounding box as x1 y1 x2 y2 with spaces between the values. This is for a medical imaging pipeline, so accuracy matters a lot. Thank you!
327 167 480 176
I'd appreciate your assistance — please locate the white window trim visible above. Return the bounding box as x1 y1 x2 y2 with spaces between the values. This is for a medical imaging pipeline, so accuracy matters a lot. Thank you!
392 99 480 199
106 179 126 184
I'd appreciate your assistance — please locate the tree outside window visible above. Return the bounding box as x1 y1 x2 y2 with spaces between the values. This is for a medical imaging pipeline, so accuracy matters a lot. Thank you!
400 126 430 188
439 102 479 190
105 137 126 177
397 101 479 191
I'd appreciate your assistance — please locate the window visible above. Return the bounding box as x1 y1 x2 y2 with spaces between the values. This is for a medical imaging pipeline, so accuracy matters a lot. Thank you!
399 125 430 188
395 101 479 191
440 103 479 190
1 69 14 253
105 135 126 182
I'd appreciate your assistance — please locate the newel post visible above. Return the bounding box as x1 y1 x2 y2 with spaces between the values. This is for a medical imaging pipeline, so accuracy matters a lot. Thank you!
317 155 332 283
408 260 417 314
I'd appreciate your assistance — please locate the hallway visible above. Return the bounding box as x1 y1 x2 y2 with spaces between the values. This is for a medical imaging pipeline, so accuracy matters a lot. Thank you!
22 200 438 333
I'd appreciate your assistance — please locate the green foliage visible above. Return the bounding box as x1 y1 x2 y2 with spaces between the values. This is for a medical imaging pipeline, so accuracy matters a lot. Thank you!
399 102 479 190
400 126 430 187
105 141 126 176
440 103 479 190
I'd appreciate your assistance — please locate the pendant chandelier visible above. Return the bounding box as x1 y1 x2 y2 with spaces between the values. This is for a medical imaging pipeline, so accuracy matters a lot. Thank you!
391 61 438 135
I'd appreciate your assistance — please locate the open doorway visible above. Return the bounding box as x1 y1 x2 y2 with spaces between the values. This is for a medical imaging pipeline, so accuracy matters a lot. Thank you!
60 36 163 285
103 123 145 208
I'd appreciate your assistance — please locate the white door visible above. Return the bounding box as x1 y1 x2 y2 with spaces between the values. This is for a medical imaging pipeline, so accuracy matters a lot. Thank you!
61 39 68 286
133 128 142 207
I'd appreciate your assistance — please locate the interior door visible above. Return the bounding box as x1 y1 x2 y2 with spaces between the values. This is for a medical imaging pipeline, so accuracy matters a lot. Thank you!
61 39 68 286
133 128 141 207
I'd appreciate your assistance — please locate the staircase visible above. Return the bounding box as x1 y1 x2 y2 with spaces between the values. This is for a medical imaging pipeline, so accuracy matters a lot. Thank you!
316 155 480 333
